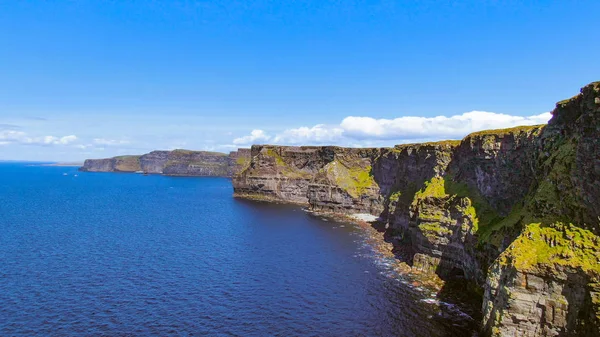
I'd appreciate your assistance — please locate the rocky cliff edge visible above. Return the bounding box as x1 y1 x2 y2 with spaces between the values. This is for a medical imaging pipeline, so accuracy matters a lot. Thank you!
233 82 600 336
80 148 251 177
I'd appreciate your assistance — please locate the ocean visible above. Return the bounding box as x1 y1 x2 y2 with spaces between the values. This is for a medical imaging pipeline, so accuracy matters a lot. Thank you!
0 163 475 336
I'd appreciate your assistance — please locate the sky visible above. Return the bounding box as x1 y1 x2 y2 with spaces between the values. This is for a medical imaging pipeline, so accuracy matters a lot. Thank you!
0 1 598 161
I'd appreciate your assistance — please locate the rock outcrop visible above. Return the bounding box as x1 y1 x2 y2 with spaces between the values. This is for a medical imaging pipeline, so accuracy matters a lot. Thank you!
480 82 600 336
80 149 250 177
79 155 143 173
233 82 600 336
233 145 382 210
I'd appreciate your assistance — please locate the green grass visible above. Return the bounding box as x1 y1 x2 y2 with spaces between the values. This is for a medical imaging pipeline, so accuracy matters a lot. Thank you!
418 222 453 236
171 149 227 156
263 148 312 178
501 222 600 274
392 140 461 153
411 176 496 235
443 176 501 238
266 148 286 167
413 176 447 200
465 124 545 138
112 155 141 171
389 191 401 202
529 139 578 222
473 137 585 247
411 176 600 280
324 160 376 198
236 156 250 166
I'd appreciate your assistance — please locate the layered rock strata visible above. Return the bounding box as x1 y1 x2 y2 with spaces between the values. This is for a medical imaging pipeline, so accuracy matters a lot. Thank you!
233 82 600 336
80 148 250 177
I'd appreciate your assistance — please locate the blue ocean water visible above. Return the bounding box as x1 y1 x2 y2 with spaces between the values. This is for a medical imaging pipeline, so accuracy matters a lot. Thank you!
0 163 474 336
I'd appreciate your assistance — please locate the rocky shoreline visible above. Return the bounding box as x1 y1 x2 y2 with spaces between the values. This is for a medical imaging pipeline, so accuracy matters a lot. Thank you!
231 82 600 336
306 208 481 334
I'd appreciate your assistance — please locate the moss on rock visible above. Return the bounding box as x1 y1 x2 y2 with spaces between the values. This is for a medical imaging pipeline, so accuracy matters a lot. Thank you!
113 155 141 172
500 222 600 275
411 176 496 236
419 222 453 237
263 148 313 178
324 160 377 198
466 124 545 139
389 191 402 202
413 176 447 200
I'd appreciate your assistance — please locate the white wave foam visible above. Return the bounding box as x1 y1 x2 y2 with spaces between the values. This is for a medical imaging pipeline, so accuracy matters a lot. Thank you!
349 213 379 222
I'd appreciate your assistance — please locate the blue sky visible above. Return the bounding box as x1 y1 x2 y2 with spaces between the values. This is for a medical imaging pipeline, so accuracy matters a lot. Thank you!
0 1 598 161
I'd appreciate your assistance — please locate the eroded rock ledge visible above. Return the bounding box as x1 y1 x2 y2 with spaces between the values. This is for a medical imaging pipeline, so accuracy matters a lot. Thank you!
233 82 600 336
80 148 250 177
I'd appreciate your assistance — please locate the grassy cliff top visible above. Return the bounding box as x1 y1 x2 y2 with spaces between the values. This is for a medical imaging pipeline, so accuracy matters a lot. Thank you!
252 144 387 153
393 139 461 150
111 150 228 160
556 81 600 107
500 222 600 275
465 124 545 138
170 149 228 156
113 155 141 160
251 124 548 153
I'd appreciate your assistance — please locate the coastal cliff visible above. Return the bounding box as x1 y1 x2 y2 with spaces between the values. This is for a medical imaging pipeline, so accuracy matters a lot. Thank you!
233 82 600 336
80 148 250 177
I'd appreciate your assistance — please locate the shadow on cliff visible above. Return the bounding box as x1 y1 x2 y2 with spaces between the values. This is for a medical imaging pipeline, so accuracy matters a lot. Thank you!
431 247 484 332
364 217 484 335
369 217 417 267
560 271 600 336
372 202 485 334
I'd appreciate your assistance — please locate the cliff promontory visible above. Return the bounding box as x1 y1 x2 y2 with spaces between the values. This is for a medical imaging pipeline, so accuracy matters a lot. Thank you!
233 82 600 336
80 148 250 177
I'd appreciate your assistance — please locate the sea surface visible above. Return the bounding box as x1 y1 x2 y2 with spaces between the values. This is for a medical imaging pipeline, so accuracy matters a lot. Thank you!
0 163 476 336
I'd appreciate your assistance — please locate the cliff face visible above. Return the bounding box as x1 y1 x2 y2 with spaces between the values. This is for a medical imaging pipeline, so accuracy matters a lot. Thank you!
233 82 600 336
80 149 250 177
80 155 142 173
233 145 382 211
228 148 252 177
481 82 600 336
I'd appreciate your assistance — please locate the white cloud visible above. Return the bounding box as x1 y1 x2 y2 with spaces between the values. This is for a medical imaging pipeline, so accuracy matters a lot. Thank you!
273 124 344 145
55 135 78 144
93 138 130 146
233 129 271 145
231 111 552 147
0 130 27 143
0 130 78 146
340 111 552 140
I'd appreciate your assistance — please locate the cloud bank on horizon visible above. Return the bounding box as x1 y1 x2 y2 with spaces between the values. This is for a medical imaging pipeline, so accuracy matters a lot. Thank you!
0 110 552 161
232 110 552 147
0 130 77 146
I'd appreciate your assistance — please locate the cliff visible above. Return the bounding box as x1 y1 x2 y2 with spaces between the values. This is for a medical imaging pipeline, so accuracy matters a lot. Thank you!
233 82 600 336
233 146 382 210
80 148 251 177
